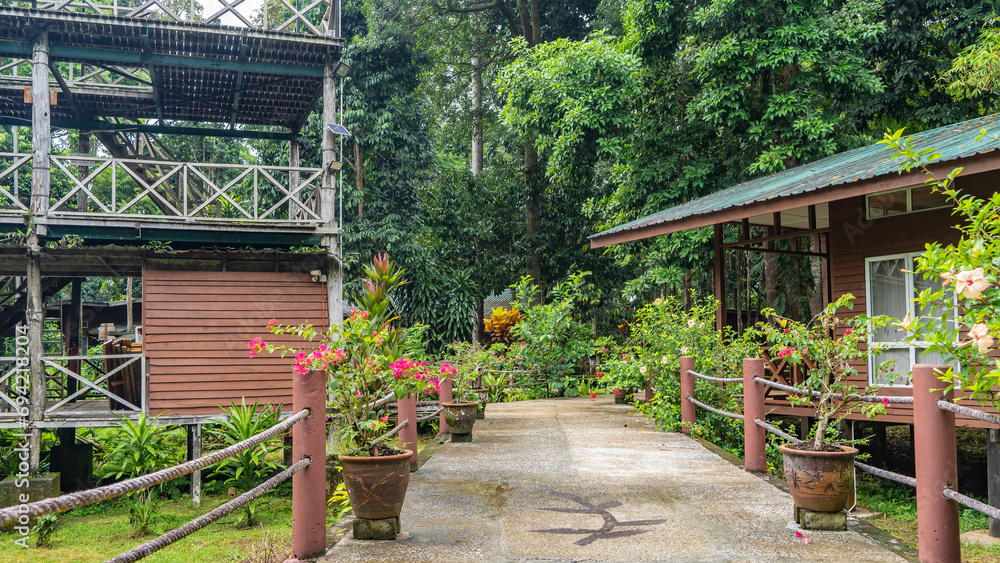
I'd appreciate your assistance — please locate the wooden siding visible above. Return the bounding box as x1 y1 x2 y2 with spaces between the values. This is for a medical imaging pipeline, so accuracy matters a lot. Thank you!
143 270 328 416
763 169 1000 427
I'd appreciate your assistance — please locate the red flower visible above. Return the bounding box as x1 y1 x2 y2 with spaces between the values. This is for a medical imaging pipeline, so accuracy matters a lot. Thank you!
597 371 604 378
589 392 596 399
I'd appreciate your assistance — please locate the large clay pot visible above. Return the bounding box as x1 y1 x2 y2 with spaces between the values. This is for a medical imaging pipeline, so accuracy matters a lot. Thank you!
613 388 633 404
442 401 477 439
779 444 858 512
340 450 412 520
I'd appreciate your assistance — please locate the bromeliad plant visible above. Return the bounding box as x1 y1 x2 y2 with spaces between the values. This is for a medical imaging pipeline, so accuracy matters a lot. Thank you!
250 255 440 457
758 294 896 450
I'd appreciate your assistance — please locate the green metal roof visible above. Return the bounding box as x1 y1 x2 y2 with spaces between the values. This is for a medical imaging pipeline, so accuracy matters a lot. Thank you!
591 113 1000 245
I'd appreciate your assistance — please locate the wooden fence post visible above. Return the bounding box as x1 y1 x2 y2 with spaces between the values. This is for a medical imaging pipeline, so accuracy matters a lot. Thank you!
439 377 453 435
680 356 695 434
742 358 767 472
398 395 418 470
289 370 328 561
913 363 961 563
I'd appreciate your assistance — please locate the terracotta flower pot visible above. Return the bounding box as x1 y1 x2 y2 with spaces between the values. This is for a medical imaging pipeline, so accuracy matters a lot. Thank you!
613 388 632 404
779 443 858 512
442 401 478 440
340 450 412 520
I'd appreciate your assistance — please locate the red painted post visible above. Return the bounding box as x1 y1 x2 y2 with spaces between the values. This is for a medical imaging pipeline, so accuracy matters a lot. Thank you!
397 394 418 470
913 364 961 563
439 377 453 435
289 370 327 561
742 358 767 472
680 356 695 435
644 379 653 403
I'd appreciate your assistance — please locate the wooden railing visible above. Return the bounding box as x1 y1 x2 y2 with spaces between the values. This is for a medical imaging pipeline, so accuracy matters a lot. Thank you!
0 152 325 226
0 0 334 37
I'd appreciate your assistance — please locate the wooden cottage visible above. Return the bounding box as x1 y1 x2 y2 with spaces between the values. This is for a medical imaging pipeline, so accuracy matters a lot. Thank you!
590 114 1000 428
0 0 346 479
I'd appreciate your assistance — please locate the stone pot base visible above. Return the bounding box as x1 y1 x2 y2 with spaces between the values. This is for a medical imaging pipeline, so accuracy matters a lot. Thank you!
353 516 400 540
451 432 472 442
794 506 847 531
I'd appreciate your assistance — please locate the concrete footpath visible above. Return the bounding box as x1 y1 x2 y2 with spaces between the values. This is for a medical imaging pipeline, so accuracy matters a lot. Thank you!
322 396 911 563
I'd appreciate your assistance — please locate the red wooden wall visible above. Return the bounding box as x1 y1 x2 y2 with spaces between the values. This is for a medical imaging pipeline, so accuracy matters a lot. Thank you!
142 270 328 416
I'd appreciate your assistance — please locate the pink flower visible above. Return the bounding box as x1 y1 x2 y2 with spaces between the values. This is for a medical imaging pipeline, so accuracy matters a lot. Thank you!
639 366 647 375
955 267 989 299
783 328 790 333
963 323 994 354
882 397 889 406
844 328 852 336
379 415 388 423
804 538 810 545
687 319 696 328
795 531 802 539
777 348 793 359
247 337 267 358
267 318 277 329
440 363 458 376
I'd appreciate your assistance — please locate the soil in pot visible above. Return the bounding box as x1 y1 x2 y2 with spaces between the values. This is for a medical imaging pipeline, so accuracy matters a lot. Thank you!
779 443 858 513
340 450 413 520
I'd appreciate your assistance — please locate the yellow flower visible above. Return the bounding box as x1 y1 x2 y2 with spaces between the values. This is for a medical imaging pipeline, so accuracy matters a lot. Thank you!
955 268 989 300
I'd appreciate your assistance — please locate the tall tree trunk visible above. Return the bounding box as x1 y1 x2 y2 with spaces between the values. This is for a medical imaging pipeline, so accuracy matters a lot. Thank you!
735 251 743 333
682 270 692 312
354 143 365 217
808 234 824 318
471 56 483 176
764 251 778 310
525 141 543 293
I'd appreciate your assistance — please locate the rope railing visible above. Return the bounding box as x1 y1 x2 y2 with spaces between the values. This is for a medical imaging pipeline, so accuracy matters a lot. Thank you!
0 408 311 525
104 458 312 563
936 400 1000 427
753 418 802 444
688 369 742 384
686 396 744 420
943 488 1000 520
367 392 396 411
370 418 408 446
855 460 916 488
752 377 915 404
417 407 443 422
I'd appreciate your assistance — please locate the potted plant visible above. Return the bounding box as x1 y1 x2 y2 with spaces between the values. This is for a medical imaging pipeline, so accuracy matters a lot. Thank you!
250 255 439 532
758 294 895 514
439 356 480 442
599 355 645 404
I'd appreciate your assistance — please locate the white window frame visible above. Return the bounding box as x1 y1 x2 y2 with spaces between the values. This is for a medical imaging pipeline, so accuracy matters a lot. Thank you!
864 252 956 387
865 184 951 220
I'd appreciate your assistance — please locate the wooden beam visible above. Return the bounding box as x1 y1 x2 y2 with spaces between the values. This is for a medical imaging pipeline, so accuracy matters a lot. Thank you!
714 223 725 332
721 226 830 249
725 245 827 258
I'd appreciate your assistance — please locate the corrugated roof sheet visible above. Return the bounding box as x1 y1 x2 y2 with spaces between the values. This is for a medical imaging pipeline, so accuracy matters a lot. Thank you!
591 113 1000 241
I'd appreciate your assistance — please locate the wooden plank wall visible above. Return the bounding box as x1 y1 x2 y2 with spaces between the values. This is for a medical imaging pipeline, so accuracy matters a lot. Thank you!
143 270 328 416
763 169 1000 427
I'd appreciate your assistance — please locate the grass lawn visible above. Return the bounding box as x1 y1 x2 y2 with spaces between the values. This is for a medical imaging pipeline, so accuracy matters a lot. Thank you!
0 492 297 562
856 472 1000 562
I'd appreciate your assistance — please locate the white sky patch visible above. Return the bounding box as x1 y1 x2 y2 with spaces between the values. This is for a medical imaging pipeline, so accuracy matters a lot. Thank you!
196 0 266 28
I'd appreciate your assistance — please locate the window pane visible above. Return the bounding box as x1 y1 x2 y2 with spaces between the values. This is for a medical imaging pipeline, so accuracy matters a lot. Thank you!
911 186 949 211
871 348 911 386
916 348 958 375
868 191 907 217
869 258 908 342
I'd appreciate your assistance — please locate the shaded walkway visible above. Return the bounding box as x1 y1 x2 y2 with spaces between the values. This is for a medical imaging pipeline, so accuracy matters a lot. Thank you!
324 396 909 562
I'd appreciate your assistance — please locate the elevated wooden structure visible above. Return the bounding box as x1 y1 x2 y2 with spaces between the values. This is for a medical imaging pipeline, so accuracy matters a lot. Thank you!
0 0 346 472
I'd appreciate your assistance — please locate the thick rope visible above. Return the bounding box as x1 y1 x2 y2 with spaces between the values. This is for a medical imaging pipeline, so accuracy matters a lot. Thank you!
754 418 802 443
688 369 742 384
686 396 744 420
943 488 1000 520
0 408 310 525
417 407 444 422
854 461 916 487
104 458 311 563
752 377 914 404
370 418 408 446
366 392 396 411
937 400 1000 427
